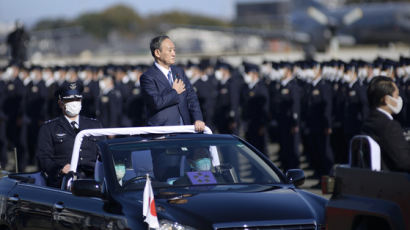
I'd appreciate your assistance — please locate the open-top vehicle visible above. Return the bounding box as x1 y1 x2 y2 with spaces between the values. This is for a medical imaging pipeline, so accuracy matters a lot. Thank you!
0 125 326 230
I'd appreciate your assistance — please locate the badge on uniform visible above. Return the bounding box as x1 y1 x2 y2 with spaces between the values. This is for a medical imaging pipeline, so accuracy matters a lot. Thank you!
220 88 228 94
84 87 90 93
334 85 339 91
276 83 280 90
69 83 77 90
349 90 356 97
281 88 289 95
249 91 255 97
312 89 320 95
133 88 140 95
32 86 38 93
101 96 109 103
8 84 15 91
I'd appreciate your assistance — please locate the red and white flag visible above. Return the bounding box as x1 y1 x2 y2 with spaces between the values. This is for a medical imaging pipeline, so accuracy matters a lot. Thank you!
143 175 159 229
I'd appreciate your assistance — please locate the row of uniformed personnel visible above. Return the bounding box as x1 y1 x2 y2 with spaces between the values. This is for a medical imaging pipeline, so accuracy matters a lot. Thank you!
0 57 409 178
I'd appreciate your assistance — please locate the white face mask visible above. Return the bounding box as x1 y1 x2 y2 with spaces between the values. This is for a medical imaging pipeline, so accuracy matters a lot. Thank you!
387 95 403 114
358 68 368 80
305 69 315 80
243 73 252 84
185 69 193 79
343 74 352 83
65 101 82 117
115 164 126 181
373 69 380 76
214 70 223 81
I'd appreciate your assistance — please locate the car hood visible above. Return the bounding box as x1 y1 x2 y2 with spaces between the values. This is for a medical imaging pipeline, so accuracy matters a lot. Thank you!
120 184 326 229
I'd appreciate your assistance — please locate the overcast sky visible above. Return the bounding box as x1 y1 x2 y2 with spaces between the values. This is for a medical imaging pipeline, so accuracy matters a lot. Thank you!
0 0 236 27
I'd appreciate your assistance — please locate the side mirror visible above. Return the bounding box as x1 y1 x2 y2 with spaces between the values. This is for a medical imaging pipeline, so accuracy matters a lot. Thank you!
71 179 103 198
286 169 305 187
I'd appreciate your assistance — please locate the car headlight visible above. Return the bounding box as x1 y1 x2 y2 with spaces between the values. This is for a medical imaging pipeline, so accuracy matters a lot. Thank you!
159 219 196 230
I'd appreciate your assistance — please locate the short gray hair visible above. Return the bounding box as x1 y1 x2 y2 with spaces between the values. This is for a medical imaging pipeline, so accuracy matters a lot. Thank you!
150 35 170 58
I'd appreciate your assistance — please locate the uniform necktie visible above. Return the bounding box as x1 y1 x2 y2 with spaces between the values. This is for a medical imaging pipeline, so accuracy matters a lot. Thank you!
167 70 173 86
71 121 79 133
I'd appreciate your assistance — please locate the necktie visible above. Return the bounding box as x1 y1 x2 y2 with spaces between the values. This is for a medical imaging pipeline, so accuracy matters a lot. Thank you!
167 70 173 86
71 121 79 133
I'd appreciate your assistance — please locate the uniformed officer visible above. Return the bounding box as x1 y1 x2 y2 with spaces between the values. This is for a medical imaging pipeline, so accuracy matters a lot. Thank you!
36 82 104 188
241 63 270 155
114 66 133 127
25 65 48 166
80 66 100 119
0 68 7 169
189 62 218 131
342 64 368 163
126 65 147 127
97 75 122 128
213 62 242 135
3 63 28 172
275 62 301 171
303 62 334 179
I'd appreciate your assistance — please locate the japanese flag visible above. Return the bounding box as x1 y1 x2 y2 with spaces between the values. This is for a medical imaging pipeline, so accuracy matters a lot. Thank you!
143 175 159 229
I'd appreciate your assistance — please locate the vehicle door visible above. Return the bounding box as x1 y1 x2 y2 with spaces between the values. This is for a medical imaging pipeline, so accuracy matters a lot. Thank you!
7 183 58 230
51 189 110 230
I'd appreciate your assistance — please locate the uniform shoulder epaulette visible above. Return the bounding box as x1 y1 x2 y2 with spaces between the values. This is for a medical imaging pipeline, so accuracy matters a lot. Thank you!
44 118 58 124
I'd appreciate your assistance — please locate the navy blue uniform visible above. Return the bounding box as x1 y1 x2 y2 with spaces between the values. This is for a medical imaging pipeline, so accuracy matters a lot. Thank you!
25 80 48 165
97 89 123 128
115 80 133 127
242 80 270 154
343 80 368 163
192 75 218 131
126 83 146 127
304 79 334 177
330 80 348 164
81 80 100 118
0 80 7 168
36 116 103 187
397 77 409 128
276 79 301 171
3 77 28 171
214 75 241 135
268 79 281 143
47 81 63 119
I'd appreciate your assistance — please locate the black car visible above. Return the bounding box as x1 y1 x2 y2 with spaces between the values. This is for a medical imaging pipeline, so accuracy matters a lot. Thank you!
0 126 327 230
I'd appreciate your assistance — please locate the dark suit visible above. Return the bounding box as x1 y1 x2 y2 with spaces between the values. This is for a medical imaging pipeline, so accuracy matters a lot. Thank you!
361 109 410 173
36 116 103 187
140 65 203 126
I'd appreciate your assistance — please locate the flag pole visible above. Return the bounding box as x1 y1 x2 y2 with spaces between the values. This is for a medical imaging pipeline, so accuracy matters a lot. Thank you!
146 173 151 230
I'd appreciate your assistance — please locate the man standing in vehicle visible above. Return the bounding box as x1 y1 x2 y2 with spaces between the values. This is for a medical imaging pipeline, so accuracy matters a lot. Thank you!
36 82 104 188
140 35 205 132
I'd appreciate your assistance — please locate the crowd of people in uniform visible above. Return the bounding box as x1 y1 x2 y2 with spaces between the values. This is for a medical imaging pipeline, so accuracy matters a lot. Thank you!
0 56 409 181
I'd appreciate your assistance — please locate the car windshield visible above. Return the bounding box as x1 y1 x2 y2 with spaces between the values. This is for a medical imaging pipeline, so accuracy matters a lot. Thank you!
109 137 282 189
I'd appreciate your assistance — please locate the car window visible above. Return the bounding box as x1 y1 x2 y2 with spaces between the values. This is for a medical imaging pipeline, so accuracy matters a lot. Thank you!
110 138 281 189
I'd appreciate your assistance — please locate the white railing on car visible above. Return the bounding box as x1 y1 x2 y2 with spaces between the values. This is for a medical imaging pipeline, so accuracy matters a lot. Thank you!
69 125 213 173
